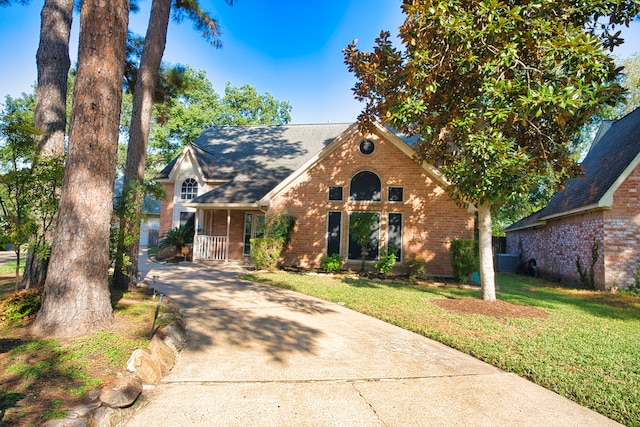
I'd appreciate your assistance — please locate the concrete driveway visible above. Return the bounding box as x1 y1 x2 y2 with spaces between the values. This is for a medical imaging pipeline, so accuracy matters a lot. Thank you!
124 251 620 426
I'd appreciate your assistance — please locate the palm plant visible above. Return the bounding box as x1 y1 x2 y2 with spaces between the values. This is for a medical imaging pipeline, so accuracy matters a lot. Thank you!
158 224 194 253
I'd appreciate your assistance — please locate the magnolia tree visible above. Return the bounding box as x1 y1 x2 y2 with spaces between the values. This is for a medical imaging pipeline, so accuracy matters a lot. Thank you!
344 0 638 301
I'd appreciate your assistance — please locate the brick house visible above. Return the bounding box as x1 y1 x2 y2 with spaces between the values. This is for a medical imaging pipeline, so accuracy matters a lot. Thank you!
155 122 474 274
505 108 640 289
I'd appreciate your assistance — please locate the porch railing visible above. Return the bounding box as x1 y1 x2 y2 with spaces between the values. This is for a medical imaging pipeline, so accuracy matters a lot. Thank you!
193 235 227 261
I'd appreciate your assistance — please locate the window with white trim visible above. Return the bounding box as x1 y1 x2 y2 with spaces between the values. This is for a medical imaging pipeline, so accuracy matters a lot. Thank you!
181 178 198 200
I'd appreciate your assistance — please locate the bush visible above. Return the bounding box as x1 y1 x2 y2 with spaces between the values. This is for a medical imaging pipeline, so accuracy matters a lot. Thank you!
158 224 194 254
0 289 42 327
250 212 295 270
250 237 285 270
320 254 342 272
407 257 427 280
450 238 478 281
374 249 396 276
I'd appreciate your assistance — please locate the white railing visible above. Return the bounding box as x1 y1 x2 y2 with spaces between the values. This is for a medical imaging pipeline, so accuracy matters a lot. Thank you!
193 235 227 261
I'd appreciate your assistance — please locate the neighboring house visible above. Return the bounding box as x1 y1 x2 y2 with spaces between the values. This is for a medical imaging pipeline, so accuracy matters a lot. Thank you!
505 108 640 289
155 122 474 275
113 178 161 247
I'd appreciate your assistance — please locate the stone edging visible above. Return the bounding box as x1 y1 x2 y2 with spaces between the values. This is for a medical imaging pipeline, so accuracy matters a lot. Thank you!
41 295 186 427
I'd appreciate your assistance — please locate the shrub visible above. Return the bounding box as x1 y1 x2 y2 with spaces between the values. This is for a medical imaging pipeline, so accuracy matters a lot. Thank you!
407 257 427 280
450 238 478 281
250 237 285 270
250 212 295 270
374 249 396 276
320 254 342 272
158 225 194 254
576 237 599 290
0 289 42 327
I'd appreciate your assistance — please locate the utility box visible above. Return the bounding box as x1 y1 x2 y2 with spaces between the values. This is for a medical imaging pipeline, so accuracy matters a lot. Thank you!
495 254 519 273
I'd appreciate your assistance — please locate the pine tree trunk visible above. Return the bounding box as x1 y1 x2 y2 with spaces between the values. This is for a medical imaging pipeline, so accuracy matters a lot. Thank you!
22 0 74 290
33 0 130 338
477 202 496 301
34 0 73 158
114 0 171 290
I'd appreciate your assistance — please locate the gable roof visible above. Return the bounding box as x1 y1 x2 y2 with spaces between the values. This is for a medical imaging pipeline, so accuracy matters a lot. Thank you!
157 123 353 206
506 107 640 232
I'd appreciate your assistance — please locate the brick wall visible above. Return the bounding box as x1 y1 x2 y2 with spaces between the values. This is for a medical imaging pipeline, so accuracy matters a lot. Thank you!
270 130 474 275
506 163 640 290
159 183 174 234
506 211 605 287
604 163 640 288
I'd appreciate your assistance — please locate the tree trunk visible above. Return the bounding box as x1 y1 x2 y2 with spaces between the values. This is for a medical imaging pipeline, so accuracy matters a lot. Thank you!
34 0 73 158
113 0 171 291
32 0 130 338
22 0 74 290
477 202 496 301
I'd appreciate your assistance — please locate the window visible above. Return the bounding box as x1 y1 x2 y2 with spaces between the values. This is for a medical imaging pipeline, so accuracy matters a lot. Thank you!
388 187 404 202
243 213 265 256
328 186 343 201
349 171 381 202
348 212 380 261
326 211 342 256
359 139 375 155
181 178 198 200
179 212 195 229
388 213 402 260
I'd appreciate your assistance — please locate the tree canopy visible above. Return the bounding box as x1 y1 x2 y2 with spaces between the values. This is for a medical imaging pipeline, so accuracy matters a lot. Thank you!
344 0 637 300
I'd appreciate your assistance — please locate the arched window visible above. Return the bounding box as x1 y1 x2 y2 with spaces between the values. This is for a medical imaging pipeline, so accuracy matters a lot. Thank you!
181 178 198 200
349 171 381 201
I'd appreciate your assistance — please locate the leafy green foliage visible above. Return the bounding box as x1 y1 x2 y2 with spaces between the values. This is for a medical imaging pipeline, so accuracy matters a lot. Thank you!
146 68 292 168
344 0 635 299
349 212 379 271
250 212 295 270
256 212 295 240
450 239 479 281
576 237 600 290
320 254 342 272
0 289 41 327
407 257 428 281
158 224 194 253
250 237 285 270
374 248 396 276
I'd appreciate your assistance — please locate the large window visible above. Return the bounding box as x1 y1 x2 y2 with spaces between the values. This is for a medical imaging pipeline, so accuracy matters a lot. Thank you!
388 213 403 260
349 171 381 202
181 178 198 200
348 212 380 261
326 211 342 255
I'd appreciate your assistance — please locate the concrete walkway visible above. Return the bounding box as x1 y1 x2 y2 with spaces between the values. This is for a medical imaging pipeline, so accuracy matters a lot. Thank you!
124 251 620 426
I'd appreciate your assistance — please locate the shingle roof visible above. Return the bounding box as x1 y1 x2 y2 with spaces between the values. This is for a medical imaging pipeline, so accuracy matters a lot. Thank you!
506 107 640 231
158 123 353 205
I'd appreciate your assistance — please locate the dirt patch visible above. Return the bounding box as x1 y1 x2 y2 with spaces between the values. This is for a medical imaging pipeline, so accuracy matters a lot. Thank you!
432 298 548 319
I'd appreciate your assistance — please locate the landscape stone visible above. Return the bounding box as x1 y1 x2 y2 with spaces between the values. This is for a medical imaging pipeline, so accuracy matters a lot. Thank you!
126 348 162 385
149 334 176 375
40 418 88 427
99 374 143 408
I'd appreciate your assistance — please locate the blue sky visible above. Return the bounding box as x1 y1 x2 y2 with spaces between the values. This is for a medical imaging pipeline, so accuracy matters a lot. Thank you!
1 1 638 124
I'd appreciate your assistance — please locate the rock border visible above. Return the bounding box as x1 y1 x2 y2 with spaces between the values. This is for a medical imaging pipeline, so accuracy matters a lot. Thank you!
41 295 186 427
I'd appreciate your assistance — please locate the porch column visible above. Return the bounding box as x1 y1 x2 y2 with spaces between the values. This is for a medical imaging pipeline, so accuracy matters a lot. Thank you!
194 208 200 261
225 209 231 262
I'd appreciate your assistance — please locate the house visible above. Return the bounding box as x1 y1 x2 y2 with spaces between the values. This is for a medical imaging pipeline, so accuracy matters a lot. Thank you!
155 122 474 275
505 107 640 289
113 178 161 247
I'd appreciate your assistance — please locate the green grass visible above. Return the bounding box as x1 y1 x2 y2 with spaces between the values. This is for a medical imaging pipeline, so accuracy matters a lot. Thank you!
242 271 640 427
0 258 21 276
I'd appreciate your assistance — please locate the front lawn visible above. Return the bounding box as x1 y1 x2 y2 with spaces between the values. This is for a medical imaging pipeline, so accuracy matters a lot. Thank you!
242 271 640 426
